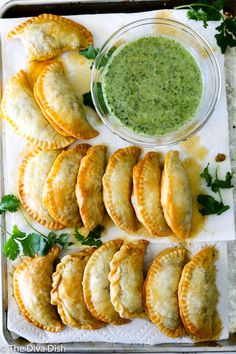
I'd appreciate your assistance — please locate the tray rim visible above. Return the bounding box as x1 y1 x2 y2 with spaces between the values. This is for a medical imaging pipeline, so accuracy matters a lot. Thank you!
0 0 236 352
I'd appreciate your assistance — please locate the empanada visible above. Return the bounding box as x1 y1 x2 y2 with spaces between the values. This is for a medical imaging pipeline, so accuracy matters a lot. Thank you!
7 14 93 62
51 248 105 329
34 60 98 139
103 147 141 233
161 150 192 239
43 144 90 228
1 70 75 150
83 240 128 324
76 145 107 230
178 246 218 339
132 152 172 236
144 248 187 338
109 240 148 319
13 247 63 332
18 148 64 229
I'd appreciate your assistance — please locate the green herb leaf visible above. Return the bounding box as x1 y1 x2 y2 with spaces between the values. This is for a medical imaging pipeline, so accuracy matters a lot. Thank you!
197 194 230 215
200 163 212 186
11 225 26 239
83 91 95 110
3 237 20 261
211 171 233 192
0 194 21 215
215 17 236 53
97 46 117 69
21 233 50 257
79 45 99 59
74 225 104 248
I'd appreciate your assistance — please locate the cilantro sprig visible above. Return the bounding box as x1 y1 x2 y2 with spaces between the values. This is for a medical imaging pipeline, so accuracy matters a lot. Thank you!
0 194 103 261
175 0 236 53
74 225 104 248
197 163 233 216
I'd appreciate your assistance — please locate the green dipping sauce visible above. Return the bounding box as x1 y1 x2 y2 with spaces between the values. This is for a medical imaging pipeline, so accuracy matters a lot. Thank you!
102 36 203 136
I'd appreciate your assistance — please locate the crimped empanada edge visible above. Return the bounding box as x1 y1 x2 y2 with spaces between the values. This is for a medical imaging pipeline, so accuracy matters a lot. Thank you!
143 247 187 338
34 61 98 139
76 145 107 230
43 144 90 228
178 246 215 339
133 152 171 237
1 70 74 150
18 148 64 229
108 240 148 319
103 146 141 233
83 239 128 325
13 247 64 332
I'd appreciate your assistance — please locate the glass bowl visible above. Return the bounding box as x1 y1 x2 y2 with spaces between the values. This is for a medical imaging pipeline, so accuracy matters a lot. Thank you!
91 18 221 147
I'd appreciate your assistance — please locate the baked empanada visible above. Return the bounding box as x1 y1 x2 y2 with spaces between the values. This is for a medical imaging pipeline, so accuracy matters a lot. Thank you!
7 14 93 62
51 248 105 329
144 248 187 338
132 152 172 237
76 145 107 230
109 240 148 319
13 247 63 332
18 148 64 229
161 150 192 239
83 240 128 324
178 247 218 339
1 70 74 150
34 60 98 139
43 144 90 228
103 147 141 233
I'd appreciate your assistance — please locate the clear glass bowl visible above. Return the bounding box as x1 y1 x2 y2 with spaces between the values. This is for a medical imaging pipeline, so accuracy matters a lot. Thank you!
91 18 221 147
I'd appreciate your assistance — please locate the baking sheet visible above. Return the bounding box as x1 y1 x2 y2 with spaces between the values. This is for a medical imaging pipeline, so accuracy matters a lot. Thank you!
0 9 233 344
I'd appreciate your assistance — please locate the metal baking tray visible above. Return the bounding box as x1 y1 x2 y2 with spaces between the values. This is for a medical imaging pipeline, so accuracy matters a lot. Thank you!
1 0 236 352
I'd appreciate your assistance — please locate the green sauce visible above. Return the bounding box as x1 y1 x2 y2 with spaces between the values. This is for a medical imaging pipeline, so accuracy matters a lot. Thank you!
102 36 202 136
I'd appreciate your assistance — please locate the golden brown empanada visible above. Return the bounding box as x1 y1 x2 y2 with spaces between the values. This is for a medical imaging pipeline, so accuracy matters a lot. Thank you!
161 150 192 239
83 240 128 325
178 246 218 340
34 60 98 139
76 145 107 230
132 152 172 237
144 248 187 338
43 144 90 228
7 14 93 62
1 70 75 150
103 147 141 233
109 240 148 319
51 248 105 329
13 247 64 332
18 148 64 229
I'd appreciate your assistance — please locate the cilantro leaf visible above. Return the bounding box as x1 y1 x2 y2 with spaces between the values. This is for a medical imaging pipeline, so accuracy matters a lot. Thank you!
79 45 99 59
0 194 21 214
21 233 50 257
211 171 233 192
74 225 104 248
200 163 212 186
55 233 73 249
11 225 26 239
3 237 20 261
83 91 95 110
215 17 236 53
197 194 230 215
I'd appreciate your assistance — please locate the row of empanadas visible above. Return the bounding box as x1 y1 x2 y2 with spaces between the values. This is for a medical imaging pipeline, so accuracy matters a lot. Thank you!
144 246 219 340
17 146 192 239
13 239 148 332
1 59 98 149
103 148 192 239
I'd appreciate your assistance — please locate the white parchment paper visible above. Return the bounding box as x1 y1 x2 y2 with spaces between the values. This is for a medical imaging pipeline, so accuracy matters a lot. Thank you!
0 9 232 343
